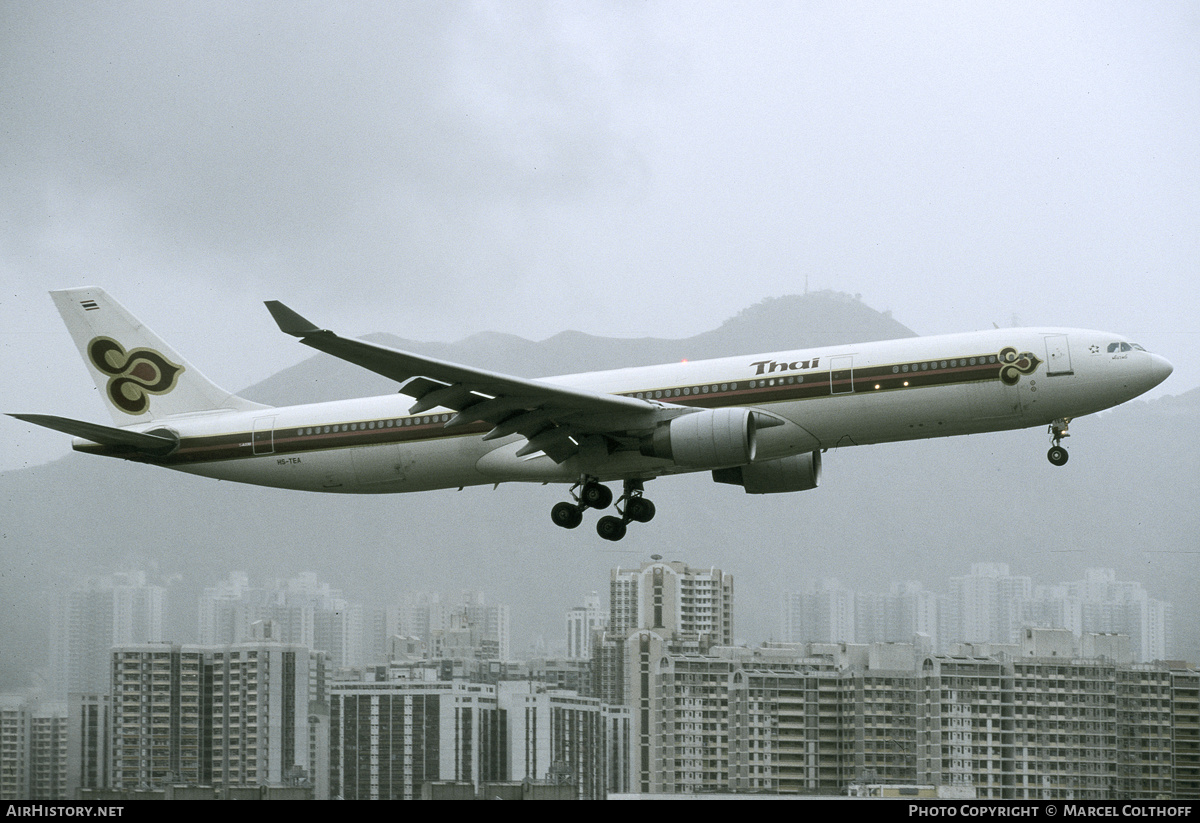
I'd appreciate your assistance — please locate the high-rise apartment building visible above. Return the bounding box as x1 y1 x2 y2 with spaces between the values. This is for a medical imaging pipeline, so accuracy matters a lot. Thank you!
566 592 608 660
328 674 631 800
66 693 109 799
50 571 166 699
781 578 856 643
946 563 1032 646
596 560 734 707
782 566 1171 662
1168 665 1200 798
209 643 327 791
621 632 1198 799
498 680 631 798
110 644 207 789
329 679 506 800
198 572 364 669
0 695 70 801
109 642 327 797
916 654 1008 797
379 590 511 664
0 694 32 800
29 706 67 800
856 581 940 648
1069 569 1172 662
625 634 873 795
458 591 511 661
610 560 733 646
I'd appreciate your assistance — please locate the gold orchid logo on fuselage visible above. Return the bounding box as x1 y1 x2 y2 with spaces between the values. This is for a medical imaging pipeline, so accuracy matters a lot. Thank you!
87 337 184 415
998 346 1041 385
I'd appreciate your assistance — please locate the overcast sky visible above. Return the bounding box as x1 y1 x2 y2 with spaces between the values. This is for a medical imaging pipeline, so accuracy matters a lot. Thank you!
2 1 1197 471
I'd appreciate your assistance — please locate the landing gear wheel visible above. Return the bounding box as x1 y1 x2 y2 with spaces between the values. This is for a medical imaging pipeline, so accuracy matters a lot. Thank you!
625 496 656 523
1046 418 1071 467
596 515 627 542
551 502 584 529
1047 446 1069 467
581 481 613 510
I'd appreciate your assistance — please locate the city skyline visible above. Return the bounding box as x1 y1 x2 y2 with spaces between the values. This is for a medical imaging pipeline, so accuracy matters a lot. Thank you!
8 557 1186 705
3 554 1196 801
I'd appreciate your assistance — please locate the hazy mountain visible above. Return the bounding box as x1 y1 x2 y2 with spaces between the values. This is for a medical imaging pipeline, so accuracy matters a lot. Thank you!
1 292 1195 692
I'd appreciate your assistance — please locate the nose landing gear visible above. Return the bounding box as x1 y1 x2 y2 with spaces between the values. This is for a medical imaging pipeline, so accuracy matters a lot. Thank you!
1047 418 1071 466
550 476 655 540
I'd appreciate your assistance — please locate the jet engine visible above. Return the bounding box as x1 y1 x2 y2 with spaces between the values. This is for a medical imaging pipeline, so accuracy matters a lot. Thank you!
639 408 756 467
711 450 822 494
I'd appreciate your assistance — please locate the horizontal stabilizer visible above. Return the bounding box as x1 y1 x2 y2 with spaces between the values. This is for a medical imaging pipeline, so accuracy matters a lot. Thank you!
8 414 179 456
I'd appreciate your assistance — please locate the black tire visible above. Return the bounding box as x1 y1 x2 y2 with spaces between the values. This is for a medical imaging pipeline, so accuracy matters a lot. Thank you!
1047 446 1069 467
551 502 583 529
581 482 613 510
596 515 627 541
626 497 656 523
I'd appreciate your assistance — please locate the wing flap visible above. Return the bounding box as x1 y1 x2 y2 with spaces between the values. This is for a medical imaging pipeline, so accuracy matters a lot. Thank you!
515 427 579 461
483 409 552 441
408 384 480 416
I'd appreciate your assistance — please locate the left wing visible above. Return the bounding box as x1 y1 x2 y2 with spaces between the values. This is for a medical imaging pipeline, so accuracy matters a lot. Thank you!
264 301 667 462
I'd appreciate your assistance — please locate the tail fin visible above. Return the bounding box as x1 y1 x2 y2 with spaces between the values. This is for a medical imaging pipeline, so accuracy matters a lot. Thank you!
50 287 267 424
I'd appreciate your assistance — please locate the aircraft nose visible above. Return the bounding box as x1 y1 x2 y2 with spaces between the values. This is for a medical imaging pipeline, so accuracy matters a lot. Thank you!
1149 353 1174 387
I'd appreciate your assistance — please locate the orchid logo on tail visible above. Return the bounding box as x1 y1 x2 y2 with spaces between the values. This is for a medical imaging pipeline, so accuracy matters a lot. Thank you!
87 337 184 415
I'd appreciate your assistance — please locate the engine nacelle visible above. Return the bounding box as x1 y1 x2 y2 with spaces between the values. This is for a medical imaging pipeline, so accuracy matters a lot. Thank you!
639 408 756 468
711 450 822 494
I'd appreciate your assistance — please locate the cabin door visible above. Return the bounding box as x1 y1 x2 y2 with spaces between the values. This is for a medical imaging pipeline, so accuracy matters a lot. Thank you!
1044 334 1074 376
829 355 855 394
252 416 276 455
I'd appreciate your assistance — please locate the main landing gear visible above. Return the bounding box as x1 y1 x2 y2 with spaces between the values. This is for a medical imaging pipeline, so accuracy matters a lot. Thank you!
1046 418 1071 467
551 477 656 541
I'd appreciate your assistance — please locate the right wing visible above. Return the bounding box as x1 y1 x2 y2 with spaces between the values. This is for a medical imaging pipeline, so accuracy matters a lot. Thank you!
265 301 670 462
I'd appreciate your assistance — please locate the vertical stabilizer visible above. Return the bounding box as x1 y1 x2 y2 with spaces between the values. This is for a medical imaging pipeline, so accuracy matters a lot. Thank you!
50 287 267 424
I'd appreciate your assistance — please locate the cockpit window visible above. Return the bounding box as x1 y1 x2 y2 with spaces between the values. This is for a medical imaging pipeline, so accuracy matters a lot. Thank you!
1107 342 1139 353
1107 342 1121 353
1131 343 1146 351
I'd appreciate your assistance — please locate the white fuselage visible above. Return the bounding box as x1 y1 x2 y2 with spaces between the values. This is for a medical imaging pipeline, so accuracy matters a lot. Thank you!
76 327 1173 494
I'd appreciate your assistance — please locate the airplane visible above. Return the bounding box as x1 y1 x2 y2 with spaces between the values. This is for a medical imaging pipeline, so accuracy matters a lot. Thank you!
10 287 1173 541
